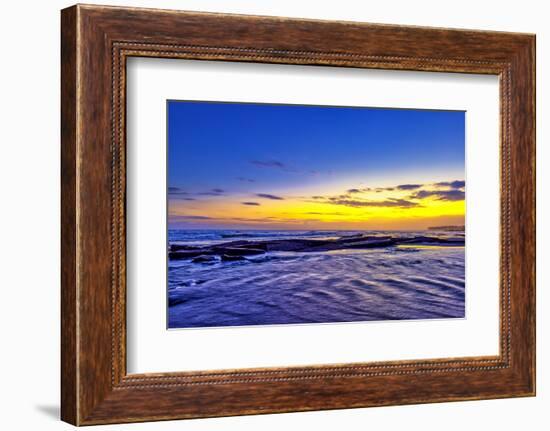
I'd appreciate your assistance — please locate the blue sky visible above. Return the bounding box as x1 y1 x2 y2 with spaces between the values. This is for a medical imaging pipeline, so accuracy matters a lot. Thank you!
167 100 465 230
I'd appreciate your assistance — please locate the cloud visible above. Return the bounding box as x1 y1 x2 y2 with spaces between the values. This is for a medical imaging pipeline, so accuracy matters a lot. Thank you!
435 180 465 189
251 160 286 169
396 184 422 191
169 187 228 197
171 215 212 220
411 189 465 201
305 211 345 216
229 217 271 223
241 201 261 206
304 179 467 207
168 187 190 195
229 216 316 224
371 187 395 192
256 193 285 200
250 160 333 177
236 177 255 183
328 198 419 208
386 198 421 207
198 188 226 196
167 188 196 200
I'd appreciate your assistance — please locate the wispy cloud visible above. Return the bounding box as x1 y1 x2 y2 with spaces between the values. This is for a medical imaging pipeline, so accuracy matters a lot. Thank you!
241 201 261 206
256 193 285 200
198 188 226 196
411 189 465 201
304 179 465 209
171 215 213 220
396 184 422 191
236 177 256 183
328 198 420 208
435 180 465 189
305 211 346 216
251 159 286 169
228 216 320 224
250 159 334 178
168 186 190 195
169 187 227 197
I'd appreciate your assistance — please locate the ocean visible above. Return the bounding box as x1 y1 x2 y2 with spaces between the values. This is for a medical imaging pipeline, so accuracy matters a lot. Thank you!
167 229 465 329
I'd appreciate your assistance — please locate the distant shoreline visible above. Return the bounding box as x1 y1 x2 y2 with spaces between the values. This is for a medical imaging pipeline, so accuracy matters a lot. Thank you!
168 227 465 232
427 225 465 232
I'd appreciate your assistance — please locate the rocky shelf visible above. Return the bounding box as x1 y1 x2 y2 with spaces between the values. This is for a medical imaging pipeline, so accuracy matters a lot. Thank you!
168 234 465 262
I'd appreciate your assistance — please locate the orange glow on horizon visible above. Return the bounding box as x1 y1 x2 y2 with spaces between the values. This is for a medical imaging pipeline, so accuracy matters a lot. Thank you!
169 180 465 231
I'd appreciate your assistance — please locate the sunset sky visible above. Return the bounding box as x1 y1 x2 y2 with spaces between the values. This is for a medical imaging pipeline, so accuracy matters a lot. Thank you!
167 101 465 231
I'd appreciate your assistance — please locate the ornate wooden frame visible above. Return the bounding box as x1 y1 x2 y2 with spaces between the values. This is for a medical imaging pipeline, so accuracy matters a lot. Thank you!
61 4 535 425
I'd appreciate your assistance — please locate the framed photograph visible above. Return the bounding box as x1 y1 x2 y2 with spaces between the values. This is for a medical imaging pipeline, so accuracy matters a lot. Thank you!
61 4 535 425
165 101 467 329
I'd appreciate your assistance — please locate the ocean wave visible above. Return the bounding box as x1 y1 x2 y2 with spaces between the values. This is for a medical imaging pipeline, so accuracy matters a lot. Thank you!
168 229 381 245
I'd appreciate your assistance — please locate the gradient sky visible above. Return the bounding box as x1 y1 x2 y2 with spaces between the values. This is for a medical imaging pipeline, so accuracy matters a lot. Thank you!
168 100 465 230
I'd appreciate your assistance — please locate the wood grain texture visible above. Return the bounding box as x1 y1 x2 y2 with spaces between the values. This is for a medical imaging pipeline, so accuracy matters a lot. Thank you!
60 4 536 425
60 5 78 425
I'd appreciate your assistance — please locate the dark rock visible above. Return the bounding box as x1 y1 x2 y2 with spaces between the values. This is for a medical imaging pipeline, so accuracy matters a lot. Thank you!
265 239 333 252
170 244 201 252
213 247 265 256
213 241 268 251
343 238 397 248
213 240 251 247
169 250 207 260
401 236 440 243
221 254 246 261
337 233 364 240
174 233 464 263
401 236 465 246
290 236 396 252
243 242 268 251
336 235 391 244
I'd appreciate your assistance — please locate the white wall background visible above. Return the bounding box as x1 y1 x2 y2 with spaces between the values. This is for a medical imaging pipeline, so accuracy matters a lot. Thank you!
0 0 546 429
